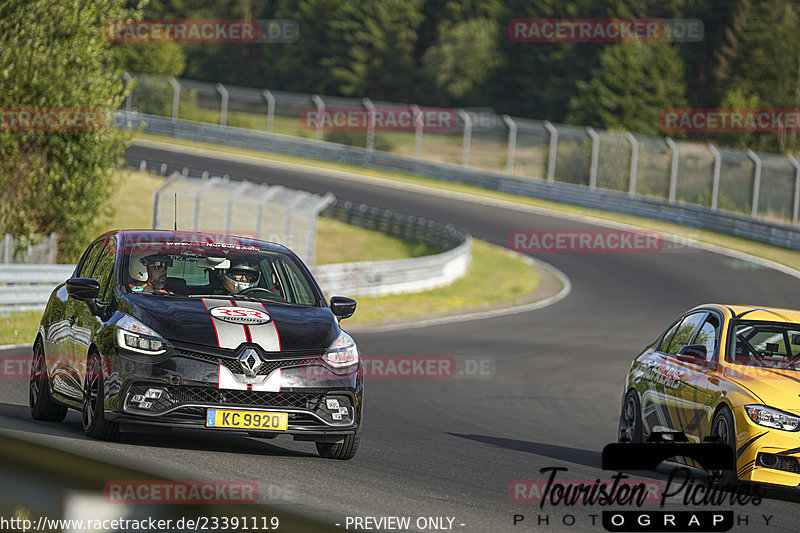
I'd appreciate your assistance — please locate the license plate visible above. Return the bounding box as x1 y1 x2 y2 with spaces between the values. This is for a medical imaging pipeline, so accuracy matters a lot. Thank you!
205 409 288 430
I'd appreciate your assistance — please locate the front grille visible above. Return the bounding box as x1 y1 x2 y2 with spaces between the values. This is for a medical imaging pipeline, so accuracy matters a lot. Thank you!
168 387 325 410
174 348 321 376
124 383 355 425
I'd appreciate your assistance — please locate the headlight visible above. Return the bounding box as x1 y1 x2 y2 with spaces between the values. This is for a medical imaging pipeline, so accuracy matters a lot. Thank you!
115 315 170 355
322 331 359 368
744 405 800 432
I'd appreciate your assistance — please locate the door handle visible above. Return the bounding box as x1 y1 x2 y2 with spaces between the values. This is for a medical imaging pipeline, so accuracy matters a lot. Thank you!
68 316 76 326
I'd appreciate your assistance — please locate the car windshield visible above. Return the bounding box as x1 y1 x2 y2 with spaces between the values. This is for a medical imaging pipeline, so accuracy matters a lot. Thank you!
123 239 320 306
728 321 800 371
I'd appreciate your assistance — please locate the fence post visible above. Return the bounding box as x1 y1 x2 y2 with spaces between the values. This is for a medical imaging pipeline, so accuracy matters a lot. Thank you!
457 110 472 167
788 154 800 224
543 121 558 183
747 150 762 217
362 98 376 151
193 177 222 231
503 115 517 175
168 77 180 121
139 160 147 173
625 131 639 197
215 83 229 127
122 71 133 114
225 181 252 233
49 233 58 264
708 144 721 210
311 95 325 141
586 126 599 189
665 138 679 203
255 186 282 240
3 235 11 264
410 104 423 158
262 90 275 133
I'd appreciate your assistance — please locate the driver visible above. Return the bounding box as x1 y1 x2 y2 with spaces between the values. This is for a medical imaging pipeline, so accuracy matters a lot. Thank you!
129 253 173 294
221 261 261 295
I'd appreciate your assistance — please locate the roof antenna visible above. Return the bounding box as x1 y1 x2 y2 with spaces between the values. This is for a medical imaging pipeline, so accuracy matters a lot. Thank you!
173 193 178 231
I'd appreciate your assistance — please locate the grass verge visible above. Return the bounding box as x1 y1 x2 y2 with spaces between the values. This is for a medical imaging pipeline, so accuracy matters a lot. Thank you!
344 240 539 326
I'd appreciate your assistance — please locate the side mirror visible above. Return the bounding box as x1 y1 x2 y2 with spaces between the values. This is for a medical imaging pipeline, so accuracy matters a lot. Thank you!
676 344 707 363
330 296 356 320
66 278 101 301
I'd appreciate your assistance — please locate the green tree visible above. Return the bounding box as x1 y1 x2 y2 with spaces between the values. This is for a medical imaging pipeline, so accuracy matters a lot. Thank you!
567 42 688 136
324 0 424 99
114 42 186 77
421 18 502 102
0 0 137 261
721 0 800 152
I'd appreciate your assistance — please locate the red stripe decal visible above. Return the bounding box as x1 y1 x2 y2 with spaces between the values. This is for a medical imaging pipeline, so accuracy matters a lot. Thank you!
201 298 221 348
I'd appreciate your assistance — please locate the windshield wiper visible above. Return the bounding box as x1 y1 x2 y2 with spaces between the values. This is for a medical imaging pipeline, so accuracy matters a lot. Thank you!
188 293 287 304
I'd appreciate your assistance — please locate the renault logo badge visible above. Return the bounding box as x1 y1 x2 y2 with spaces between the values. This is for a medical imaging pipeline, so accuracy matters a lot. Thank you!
239 349 263 377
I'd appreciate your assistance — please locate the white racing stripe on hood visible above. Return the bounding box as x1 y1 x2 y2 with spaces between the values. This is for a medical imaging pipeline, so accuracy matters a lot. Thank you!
202 298 247 349
233 300 281 351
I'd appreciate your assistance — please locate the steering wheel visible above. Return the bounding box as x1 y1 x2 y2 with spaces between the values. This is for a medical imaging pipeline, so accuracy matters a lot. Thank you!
238 287 278 297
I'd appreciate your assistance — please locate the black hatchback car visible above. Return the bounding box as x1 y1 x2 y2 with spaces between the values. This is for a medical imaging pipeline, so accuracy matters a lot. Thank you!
29 230 363 459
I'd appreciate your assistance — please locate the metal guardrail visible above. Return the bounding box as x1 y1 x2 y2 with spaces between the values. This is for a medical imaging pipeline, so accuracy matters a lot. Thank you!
116 112 800 252
313 237 471 297
0 265 74 313
314 199 471 296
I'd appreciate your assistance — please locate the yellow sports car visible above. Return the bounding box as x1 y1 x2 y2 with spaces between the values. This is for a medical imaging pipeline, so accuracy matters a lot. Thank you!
618 304 800 487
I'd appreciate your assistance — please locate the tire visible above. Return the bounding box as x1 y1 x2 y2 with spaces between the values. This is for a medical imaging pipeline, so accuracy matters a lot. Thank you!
618 390 643 443
82 351 119 441
29 340 68 422
710 407 738 486
316 431 360 460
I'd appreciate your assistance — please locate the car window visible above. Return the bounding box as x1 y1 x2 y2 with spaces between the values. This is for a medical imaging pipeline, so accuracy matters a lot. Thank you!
90 237 116 302
76 240 104 278
657 319 682 353
730 321 800 371
694 314 720 360
278 261 315 305
665 312 707 356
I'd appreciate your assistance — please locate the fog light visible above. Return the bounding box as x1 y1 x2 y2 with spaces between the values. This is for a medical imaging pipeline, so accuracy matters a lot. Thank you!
145 388 163 399
332 412 342 420
339 406 348 415
140 401 153 409
131 394 145 403
326 399 340 410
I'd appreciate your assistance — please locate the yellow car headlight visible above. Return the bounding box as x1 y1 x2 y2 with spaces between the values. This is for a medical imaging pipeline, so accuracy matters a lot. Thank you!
745 405 800 432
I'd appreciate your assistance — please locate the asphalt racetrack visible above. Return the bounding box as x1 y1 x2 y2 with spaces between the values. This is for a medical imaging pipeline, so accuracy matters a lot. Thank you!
2 140 799 532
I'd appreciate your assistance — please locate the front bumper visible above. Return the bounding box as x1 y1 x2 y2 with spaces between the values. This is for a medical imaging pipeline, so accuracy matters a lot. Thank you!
104 343 363 439
733 406 800 488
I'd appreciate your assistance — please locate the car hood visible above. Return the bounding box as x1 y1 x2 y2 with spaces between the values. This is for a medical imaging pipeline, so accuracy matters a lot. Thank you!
120 294 339 352
723 364 800 413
